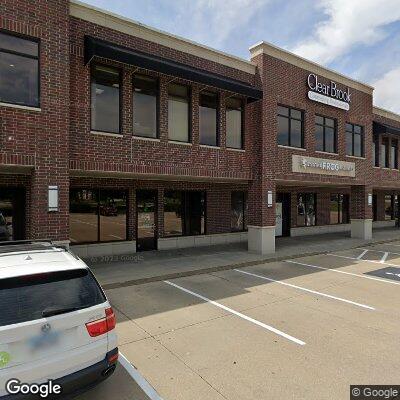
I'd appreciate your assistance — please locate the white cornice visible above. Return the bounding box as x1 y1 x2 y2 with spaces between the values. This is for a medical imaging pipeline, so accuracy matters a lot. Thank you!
249 41 374 95
373 106 400 123
69 0 256 75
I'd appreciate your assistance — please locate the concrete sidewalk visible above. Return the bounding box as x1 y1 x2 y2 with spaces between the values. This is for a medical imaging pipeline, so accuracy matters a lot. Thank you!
87 227 400 289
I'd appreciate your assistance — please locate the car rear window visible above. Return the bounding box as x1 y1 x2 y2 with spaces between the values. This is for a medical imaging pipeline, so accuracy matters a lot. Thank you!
0 269 106 327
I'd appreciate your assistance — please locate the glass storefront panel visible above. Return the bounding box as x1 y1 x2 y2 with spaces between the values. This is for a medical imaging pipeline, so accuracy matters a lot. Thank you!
231 191 247 232
164 191 183 237
99 190 127 242
297 193 316 227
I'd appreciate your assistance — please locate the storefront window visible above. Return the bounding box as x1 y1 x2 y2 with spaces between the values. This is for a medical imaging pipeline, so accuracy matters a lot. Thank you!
164 191 206 236
91 65 120 134
297 193 316 227
133 75 158 138
385 194 394 220
231 191 247 232
226 97 244 149
345 123 363 157
70 189 127 244
315 115 336 153
168 83 190 142
200 91 218 146
277 106 303 148
330 194 349 224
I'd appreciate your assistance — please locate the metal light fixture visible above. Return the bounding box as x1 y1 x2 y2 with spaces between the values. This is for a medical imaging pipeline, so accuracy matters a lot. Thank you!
48 186 59 212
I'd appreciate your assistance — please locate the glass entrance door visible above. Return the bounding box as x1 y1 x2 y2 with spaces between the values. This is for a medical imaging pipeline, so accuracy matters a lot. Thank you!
136 190 157 251
0 187 25 241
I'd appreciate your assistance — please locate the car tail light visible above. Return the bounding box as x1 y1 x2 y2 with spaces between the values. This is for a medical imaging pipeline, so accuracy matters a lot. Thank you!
108 352 119 364
86 307 116 337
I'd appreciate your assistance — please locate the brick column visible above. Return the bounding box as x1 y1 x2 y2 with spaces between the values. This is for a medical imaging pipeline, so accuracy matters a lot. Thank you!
350 185 373 239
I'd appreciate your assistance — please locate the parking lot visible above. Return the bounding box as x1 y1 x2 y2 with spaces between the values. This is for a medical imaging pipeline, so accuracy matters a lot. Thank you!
79 241 400 400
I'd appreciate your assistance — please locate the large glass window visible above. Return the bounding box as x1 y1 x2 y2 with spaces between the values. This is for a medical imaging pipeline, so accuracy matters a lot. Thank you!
0 31 39 107
168 83 190 142
70 188 127 244
133 75 158 138
277 106 303 148
330 194 349 224
391 139 398 169
345 123 363 157
226 97 244 149
297 193 316 227
381 138 390 168
231 191 247 232
200 91 218 146
315 115 336 153
91 65 120 134
385 194 394 220
372 137 379 167
164 191 206 236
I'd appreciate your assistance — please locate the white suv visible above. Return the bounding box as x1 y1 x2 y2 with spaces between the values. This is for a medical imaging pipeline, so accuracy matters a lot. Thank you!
0 240 118 398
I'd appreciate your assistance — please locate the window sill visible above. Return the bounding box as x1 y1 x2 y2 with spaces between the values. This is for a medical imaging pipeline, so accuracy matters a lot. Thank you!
315 150 339 156
227 147 245 152
200 144 220 149
168 140 192 146
91 131 123 138
133 135 160 142
345 155 366 160
278 145 306 151
0 102 41 112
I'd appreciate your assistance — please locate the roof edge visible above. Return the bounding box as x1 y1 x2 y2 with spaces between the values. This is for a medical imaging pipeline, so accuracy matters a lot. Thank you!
373 106 400 123
249 41 374 95
69 0 256 75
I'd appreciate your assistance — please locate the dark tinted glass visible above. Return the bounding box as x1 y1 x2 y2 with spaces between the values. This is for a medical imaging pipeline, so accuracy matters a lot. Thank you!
315 124 324 151
325 127 335 153
291 119 302 148
354 132 362 157
330 194 339 224
168 83 189 142
226 97 243 149
99 190 127 242
200 92 218 146
346 130 353 155
391 141 398 169
91 65 120 133
231 191 246 231
133 75 158 138
0 32 38 56
0 269 106 326
164 191 183 237
277 116 289 146
385 195 393 220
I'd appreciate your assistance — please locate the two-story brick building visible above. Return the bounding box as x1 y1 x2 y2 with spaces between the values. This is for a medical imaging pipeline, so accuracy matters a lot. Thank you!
1 0 399 257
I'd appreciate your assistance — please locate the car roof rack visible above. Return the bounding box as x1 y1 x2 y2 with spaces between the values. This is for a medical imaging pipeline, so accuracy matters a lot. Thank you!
0 239 53 247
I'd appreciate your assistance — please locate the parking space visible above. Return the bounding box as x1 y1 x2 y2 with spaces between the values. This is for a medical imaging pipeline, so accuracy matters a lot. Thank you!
94 244 400 400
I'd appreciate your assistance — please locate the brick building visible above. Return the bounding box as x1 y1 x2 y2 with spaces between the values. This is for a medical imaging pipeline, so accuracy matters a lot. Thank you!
1 0 399 257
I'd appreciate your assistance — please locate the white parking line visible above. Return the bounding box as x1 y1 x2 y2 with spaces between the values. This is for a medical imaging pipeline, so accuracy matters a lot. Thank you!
357 248 400 257
234 269 375 310
119 352 164 400
357 249 368 260
380 252 389 263
164 280 306 346
286 259 400 286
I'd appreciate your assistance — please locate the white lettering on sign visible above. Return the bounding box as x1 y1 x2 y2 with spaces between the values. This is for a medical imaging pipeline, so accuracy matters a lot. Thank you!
292 155 355 177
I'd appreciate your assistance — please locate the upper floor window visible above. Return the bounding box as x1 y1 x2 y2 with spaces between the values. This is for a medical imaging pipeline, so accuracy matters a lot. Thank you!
168 83 190 142
226 97 244 149
277 106 303 148
372 137 379 167
0 31 39 107
91 65 120 134
200 91 219 146
381 137 390 168
133 75 158 138
345 123 363 157
391 139 398 169
315 115 336 153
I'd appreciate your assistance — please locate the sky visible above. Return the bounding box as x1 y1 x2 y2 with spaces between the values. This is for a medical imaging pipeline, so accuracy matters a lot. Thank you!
83 0 400 113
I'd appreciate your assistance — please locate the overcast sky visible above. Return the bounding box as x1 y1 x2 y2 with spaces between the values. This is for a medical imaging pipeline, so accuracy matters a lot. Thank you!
83 0 400 113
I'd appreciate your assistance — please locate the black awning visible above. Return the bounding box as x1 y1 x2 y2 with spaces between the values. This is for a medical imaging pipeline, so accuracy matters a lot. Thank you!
84 36 262 102
373 121 400 136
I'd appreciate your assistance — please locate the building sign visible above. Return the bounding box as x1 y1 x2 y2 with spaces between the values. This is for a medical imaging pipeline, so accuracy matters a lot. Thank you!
307 74 351 111
292 155 355 177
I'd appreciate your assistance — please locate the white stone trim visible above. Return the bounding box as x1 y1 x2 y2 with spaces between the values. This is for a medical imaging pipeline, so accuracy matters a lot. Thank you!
278 145 307 151
373 106 400 123
291 224 350 237
249 41 373 95
168 140 192 146
91 130 124 138
0 102 41 112
133 135 160 142
71 241 136 258
372 220 396 228
70 0 256 74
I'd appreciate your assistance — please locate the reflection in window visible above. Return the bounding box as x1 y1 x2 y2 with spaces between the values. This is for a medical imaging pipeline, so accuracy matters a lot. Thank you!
168 83 190 142
91 65 120 134
231 191 247 231
330 194 349 224
164 191 206 236
345 123 363 157
391 139 398 169
385 194 394 220
277 106 303 148
315 115 336 153
297 193 316 227
133 75 158 138
0 31 39 107
381 138 389 168
200 91 218 146
226 97 244 149
70 189 127 244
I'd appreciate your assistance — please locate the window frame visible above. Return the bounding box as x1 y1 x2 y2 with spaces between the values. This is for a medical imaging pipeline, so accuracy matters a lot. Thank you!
167 83 192 143
199 90 220 147
132 73 160 139
297 193 317 227
226 97 245 150
345 122 364 157
329 193 349 225
315 115 337 153
381 137 390 168
277 105 304 148
0 29 40 108
384 194 395 221
90 63 122 135
390 138 398 169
